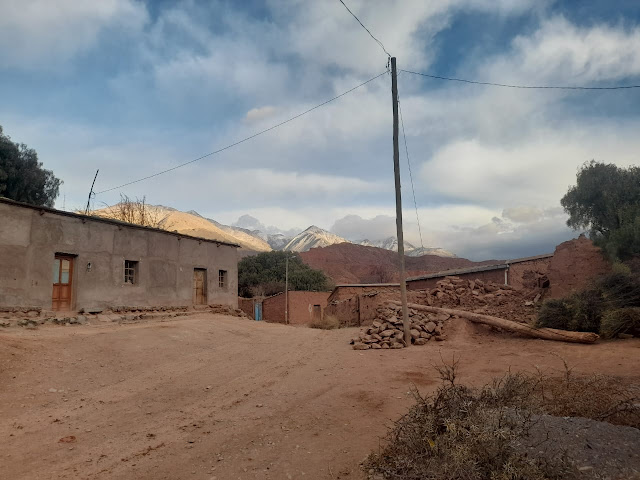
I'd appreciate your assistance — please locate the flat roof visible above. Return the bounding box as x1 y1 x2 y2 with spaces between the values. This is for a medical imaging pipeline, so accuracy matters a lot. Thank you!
0 197 240 248
506 253 554 264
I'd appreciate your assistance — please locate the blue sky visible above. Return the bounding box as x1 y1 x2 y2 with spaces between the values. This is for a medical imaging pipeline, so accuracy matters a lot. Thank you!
1 0 640 260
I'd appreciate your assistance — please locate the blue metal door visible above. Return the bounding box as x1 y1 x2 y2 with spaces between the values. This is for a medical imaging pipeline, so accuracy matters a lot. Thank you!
254 302 262 321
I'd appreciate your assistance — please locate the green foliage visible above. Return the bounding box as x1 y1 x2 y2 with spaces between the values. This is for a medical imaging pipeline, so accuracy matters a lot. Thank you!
561 161 640 262
0 125 62 207
238 251 333 297
537 272 640 336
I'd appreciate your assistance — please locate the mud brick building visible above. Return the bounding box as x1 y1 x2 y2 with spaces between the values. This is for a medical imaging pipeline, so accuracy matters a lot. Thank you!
0 198 239 312
262 290 331 325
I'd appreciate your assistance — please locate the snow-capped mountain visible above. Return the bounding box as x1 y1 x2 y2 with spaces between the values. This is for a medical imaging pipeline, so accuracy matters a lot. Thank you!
358 236 456 258
358 236 416 252
283 226 349 252
266 233 291 250
406 246 457 258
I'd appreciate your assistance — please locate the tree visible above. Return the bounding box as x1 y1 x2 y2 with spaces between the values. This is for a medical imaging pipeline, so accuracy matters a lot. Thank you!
0 125 62 207
238 251 333 297
561 161 640 261
97 194 172 230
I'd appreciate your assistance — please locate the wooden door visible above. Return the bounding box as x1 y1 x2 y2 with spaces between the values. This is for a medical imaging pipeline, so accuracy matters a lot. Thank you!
52 255 74 311
193 269 207 305
312 304 322 323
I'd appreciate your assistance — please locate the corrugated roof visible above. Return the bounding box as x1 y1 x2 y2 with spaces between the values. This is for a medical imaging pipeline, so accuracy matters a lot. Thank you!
0 197 241 248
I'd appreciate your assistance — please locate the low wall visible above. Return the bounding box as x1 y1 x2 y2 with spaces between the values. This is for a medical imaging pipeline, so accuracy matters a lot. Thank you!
238 297 255 319
407 268 506 291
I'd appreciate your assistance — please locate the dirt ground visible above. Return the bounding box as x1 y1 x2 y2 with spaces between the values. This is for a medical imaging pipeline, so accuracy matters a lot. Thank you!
1 314 639 480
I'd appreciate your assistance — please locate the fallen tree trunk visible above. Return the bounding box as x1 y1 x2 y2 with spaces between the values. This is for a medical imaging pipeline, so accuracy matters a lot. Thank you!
389 301 599 344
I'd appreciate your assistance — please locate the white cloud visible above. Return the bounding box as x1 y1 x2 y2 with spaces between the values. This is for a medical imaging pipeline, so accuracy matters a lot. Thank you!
245 106 278 123
484 16 640 85
0 0 148 70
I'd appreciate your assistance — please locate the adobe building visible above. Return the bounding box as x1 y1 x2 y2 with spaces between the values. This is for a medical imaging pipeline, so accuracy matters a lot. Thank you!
262 290 331 325
406 254 554 291
0 198 239 313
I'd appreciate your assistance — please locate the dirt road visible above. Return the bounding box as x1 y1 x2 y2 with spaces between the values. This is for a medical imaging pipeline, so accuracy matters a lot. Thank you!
1 314 639 479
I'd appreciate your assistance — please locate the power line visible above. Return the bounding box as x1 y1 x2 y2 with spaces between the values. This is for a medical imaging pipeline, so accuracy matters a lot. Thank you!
400 69 640 90
398 98 424 251
337 0 391 58
96 71 387 195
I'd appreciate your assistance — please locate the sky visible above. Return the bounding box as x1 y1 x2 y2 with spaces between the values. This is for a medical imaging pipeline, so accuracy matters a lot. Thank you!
1 0 640 260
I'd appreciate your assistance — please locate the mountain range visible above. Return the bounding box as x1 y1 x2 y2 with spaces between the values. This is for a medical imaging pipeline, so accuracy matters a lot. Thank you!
91 204 456 258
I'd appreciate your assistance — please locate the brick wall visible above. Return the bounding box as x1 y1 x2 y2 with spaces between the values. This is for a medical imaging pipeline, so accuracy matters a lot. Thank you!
238 297 255 319
263 291 331 325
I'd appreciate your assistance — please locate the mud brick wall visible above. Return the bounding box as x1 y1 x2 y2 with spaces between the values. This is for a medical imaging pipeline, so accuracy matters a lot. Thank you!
238 297 255 319
407 268 506 290
263 291 331 325
508 257 551 290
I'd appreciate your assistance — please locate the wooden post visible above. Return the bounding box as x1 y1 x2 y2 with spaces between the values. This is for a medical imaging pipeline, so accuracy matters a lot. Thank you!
391 57 411 345
285 255 289 324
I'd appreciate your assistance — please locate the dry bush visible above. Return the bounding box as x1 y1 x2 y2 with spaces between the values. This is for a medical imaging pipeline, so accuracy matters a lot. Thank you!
364 361 639 480
309 314 339 330
537 272 640 336
99 194 172 230
600 307 640 338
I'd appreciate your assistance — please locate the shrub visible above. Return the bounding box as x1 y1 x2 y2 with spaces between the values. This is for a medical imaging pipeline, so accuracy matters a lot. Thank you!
536 272 640 336
364 362 639 479
600 307 640 339
309 314 339 330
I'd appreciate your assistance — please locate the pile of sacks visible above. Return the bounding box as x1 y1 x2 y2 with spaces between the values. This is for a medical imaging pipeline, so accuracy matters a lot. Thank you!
351 303 448 350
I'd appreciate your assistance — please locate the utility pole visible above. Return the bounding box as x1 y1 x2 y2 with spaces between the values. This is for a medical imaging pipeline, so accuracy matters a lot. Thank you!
85 169 99 215
391 57 411 346
285 254 289 325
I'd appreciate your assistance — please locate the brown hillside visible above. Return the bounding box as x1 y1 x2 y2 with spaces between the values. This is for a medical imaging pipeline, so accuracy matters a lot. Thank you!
300 243 499 284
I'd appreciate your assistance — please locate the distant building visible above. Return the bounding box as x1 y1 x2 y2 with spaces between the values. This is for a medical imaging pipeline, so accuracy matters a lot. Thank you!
405 254 554 290
262 291 331 325
0 198 239 312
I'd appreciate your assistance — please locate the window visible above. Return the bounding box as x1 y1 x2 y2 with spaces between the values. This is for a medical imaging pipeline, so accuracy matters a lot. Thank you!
218 269 227 289
124 260 138 284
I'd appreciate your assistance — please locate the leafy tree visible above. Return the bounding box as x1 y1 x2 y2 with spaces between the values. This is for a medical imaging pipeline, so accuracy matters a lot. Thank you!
0 125 62 207
561 161 640 262
238 251 333 297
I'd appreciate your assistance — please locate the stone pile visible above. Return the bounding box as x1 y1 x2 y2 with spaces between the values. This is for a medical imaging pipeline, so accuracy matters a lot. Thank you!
351 303 449 350
408 276 539 324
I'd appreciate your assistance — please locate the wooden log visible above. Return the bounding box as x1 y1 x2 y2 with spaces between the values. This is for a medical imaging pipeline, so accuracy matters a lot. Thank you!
389 301 599 344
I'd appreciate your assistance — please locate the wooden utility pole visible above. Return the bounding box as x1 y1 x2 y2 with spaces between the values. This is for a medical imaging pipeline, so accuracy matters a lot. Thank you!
390 57 411 345
285 254 289 324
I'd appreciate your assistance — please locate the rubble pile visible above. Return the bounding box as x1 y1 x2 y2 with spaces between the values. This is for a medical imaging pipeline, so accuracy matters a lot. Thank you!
408 276 541 324
351 303 449 350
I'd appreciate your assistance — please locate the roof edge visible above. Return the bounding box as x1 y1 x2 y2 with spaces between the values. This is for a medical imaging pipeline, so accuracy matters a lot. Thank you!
0 197 240 248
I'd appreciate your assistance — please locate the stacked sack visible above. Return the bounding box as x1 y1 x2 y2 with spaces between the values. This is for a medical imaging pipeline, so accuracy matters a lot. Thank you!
351 303 448 350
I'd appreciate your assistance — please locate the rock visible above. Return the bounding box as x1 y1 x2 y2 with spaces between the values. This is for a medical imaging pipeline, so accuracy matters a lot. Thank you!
419 331 431 339
353 343 370 350
471 290 480 296
390 342 404 349
380 329 395 337
425 321 436 333
124 314 136 321
618 333 634 339
410 329 420 340
435 335 446 341
371 343 382 349
69 317 79 324
524 301 533 306
27 310 39 318
436 313 450 322
372 320 382 328
381 343 390 349
414 338 427 346
394 332 404 341
76 315 87 324
434 325 442 336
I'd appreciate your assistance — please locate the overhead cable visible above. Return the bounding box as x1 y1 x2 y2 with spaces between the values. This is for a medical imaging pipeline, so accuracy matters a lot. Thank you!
400 69 640 90
337 0 391 58
96 71 388 195
398 98 424 251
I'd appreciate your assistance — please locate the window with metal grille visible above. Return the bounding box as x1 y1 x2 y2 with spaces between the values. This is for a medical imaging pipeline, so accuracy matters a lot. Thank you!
218 269 227 289
124 260 138 284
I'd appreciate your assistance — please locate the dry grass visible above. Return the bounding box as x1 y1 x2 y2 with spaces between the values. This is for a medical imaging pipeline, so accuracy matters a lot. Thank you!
309 314 340 330
364 359 639 480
